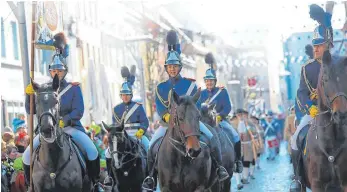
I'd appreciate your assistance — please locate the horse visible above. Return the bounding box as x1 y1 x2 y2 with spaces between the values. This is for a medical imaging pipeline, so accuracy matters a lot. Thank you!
101 121 147 192
298 51 347 192
200 103 235 192
30 75 92 192
153 89 219 192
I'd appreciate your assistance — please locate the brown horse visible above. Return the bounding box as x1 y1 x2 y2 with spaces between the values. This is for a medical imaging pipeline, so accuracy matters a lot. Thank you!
301 51 347 192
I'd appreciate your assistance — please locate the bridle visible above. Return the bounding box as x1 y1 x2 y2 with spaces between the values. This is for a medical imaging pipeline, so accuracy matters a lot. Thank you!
36 91 63 145
168 104 199 159
108 127 143 177
310 72 347 185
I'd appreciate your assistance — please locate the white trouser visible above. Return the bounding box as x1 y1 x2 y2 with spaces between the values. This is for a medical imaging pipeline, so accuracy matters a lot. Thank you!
290 115 313 150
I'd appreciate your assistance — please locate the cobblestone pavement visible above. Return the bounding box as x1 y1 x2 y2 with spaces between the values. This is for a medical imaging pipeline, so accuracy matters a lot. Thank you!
231 142 296 192
156 142 304 192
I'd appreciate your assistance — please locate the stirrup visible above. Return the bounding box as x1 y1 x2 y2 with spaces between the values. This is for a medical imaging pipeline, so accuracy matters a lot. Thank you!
217 166 229 182
93 182 105 192
142 176 156 191
289 179 303 192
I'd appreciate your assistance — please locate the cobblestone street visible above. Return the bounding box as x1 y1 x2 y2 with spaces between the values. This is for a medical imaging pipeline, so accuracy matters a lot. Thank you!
231 142 295 192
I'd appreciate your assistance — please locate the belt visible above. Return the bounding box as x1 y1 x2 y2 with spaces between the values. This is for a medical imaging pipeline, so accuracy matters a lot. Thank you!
124 123 141 128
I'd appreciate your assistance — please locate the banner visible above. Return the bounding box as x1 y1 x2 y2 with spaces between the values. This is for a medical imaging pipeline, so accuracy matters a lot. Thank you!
35 1 63 50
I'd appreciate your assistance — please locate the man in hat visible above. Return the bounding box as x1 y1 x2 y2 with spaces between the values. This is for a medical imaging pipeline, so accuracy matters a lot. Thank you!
284 105 296 157
250 110 264 169
197 52 243 174
261 110 280 160
290 4 335 190
105 67 150 180
241 109 259 182
23 33 103 191
142 30 229 191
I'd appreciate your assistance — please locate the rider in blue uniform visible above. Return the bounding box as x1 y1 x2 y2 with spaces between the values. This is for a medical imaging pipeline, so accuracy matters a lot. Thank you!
23 33 103 190
197 52 243 173
105 67 150 177
142 30 229 191
290 4 334 191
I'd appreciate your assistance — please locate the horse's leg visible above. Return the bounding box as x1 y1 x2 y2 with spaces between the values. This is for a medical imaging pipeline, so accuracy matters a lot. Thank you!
222 179 231 192
161 186 171 192
194 186 206 192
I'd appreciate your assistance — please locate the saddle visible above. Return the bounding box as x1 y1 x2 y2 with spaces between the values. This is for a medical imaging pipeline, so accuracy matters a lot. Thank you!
296 125 310 154
128 136 147 159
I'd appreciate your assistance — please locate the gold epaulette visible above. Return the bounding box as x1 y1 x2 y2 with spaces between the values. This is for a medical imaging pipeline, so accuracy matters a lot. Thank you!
184 77 196 82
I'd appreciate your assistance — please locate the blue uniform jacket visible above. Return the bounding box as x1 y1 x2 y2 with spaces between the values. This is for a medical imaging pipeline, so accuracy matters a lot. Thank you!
197 87 231 118
294 97 305 123
260 120 279 138
155 75 197 118
25 79 85 132
112 101 149 132
297 59 320 114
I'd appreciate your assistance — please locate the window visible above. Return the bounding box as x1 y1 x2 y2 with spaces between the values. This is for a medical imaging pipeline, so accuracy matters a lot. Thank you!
11 21 19 60
1 17 6 58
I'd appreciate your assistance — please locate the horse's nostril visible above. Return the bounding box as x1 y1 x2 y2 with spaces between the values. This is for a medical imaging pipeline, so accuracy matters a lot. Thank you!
188 148 201 158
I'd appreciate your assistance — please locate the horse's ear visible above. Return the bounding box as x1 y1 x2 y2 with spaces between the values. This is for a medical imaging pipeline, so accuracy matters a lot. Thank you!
171 90 180 105
192 88 201 103
201 103 208 114
52 74 60 91
101 121 110 131
31 78 40 91
322 50 332 66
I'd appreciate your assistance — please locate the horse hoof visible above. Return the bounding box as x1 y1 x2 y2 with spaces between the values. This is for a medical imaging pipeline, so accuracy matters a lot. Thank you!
237 184 244 190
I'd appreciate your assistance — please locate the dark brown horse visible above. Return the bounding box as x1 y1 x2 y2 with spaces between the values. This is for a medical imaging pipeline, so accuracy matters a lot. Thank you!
301 51 347 192
157 90 219 192
200 103 235 192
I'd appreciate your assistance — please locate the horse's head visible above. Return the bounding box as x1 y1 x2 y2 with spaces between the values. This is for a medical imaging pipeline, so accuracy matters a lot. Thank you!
32 74 60 143
169 89 202 158
200 103 217 127
102 121 129 152
319 51 347 123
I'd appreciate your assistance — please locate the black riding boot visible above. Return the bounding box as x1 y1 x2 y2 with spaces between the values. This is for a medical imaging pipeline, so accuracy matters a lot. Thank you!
87 156 104 192
142 154 157 191
24 164 30 186
210 138 229 182
290 150 303 192
234 141 243 173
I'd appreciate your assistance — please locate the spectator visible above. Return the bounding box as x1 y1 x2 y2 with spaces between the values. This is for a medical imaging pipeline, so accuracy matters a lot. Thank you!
2 127 15 148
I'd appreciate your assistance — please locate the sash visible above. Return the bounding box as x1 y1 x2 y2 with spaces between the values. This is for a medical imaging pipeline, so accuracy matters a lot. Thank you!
124 104 140 123
207 89 222 105
186 82 196 96
58 84 73 99
264 121 275 135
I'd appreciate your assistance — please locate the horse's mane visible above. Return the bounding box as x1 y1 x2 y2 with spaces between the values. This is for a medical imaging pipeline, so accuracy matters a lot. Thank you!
317 64 327 110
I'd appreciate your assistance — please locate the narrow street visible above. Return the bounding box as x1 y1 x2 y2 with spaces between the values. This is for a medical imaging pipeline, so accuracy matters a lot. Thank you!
231 142 295 192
